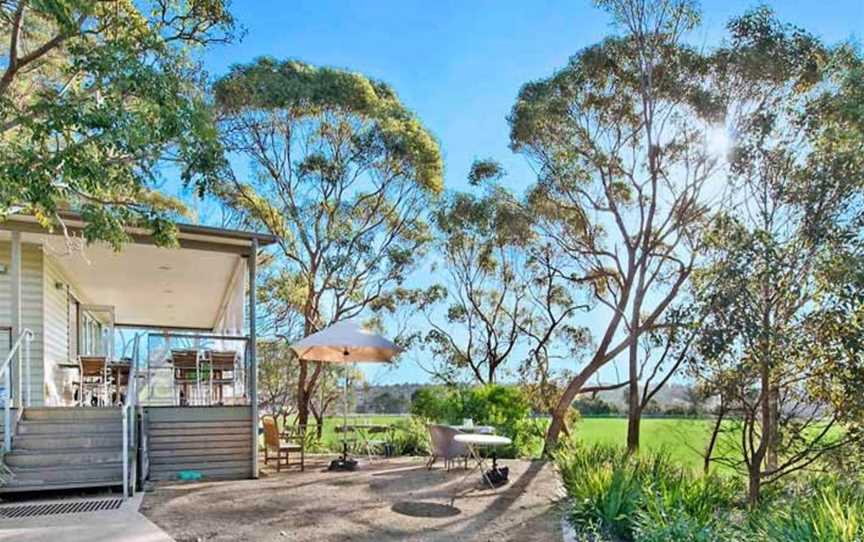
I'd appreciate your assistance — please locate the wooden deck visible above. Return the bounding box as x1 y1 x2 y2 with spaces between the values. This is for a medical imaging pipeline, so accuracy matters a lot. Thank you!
144 406 254 481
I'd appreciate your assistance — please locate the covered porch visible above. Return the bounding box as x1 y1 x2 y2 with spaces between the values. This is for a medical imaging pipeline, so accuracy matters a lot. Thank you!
0 213 276 494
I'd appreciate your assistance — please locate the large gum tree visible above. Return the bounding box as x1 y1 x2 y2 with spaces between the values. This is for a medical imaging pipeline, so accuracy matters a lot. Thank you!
509 0 721 453
212 58 443 429
0 0 236 247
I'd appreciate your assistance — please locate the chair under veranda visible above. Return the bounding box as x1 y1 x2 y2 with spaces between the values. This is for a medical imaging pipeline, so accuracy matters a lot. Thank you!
77 356 109 407
426 424 469 471
170 349 203 406
262 415 305 472
204 350 238 405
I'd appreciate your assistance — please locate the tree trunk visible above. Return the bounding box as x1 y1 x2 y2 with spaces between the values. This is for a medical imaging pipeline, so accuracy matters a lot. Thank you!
704 405 724 475
297 359 310 428
543 361 601 455
748 463 761 507
626 337 641 453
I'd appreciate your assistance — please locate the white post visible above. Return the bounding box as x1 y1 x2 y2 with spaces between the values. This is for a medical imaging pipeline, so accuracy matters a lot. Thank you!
3 367 9 451
248 240 258 478
10 232 21 407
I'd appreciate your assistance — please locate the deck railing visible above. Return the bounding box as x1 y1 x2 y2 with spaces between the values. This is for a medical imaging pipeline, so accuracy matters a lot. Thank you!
1 329 34 451
121 333 142 497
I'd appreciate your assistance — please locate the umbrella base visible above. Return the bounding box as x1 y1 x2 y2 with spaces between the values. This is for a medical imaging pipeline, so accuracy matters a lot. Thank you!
328 458 358 471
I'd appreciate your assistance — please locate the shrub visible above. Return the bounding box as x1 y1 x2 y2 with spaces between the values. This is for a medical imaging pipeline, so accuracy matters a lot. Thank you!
391 415 431 456
755 477 864 542
410 383 541 458
556 443 744 542
409 386 463 422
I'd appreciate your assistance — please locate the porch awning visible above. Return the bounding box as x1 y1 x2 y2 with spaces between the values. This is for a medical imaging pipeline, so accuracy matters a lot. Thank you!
0 213 275 331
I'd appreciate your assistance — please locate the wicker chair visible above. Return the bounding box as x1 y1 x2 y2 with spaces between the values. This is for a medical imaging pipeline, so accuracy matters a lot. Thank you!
262 416 305 472
426 424 469 471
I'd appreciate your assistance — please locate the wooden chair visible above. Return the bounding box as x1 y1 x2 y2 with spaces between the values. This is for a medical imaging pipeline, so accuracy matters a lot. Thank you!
170 349 202 406
205 350 237 405
78 356 108 406
262 416 305 472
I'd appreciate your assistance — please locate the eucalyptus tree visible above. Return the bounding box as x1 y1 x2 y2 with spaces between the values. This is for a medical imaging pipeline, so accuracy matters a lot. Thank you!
509 0 720 453
0 0 236 247
691 8 864 504
418 160 532 384
213 58 443 428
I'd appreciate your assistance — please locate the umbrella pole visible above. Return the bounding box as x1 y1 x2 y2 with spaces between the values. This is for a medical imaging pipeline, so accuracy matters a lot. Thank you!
342 368 349 462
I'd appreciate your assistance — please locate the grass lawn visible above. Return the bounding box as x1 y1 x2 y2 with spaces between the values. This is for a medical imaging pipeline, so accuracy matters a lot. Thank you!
570 417 714 470
288 414 714 469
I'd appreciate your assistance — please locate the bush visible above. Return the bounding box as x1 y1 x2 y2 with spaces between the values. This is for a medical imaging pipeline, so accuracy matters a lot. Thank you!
754 477 864 542
390 415 431 456
409 384 541 458
556 443 744 542
556 442 864 542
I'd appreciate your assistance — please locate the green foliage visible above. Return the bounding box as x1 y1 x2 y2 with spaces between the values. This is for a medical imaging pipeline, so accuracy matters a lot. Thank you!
390 416 431 456
409 386 463 422
214 57 443 194
557 443 864 542
410 384 540 457
0 1 236 247
754 478 864 542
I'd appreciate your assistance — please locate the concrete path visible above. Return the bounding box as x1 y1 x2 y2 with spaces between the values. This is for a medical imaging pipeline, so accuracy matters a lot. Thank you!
0 493 174 542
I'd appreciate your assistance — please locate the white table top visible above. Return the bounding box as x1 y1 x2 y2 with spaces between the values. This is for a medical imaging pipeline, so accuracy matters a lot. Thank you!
453 434 512 446
451 425 495 434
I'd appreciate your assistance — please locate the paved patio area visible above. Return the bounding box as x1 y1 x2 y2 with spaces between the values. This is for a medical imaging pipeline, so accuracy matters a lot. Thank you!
0 493 172 542
141 455 565 542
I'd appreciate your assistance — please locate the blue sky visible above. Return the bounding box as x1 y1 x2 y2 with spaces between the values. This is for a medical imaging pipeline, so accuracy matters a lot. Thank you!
190 0 863 385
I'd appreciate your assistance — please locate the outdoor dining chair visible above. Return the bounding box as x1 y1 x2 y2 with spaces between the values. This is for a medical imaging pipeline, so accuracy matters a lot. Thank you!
426 424 469 471
262 416 305 472
170 349 203 406
77 356 109 406
204 350 238 405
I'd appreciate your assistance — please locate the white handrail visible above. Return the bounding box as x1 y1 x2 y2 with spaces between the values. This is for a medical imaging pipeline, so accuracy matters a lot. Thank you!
2 329 34 451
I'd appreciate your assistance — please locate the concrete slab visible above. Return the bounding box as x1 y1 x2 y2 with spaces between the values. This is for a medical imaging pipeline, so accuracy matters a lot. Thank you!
0 494 174 542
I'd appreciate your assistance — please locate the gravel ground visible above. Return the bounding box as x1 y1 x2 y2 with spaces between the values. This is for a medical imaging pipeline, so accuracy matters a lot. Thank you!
141 455 565 542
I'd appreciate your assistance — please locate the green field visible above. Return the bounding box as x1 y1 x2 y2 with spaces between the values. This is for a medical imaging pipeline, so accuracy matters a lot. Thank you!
570 417 713 469
291 414 714 467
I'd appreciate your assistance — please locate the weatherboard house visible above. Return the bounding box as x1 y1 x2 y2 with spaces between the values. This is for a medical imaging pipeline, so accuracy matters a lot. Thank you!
0 212 275 495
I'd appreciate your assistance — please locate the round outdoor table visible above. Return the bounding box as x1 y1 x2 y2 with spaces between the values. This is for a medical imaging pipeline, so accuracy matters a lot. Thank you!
451 425 495 434
451 434 512 504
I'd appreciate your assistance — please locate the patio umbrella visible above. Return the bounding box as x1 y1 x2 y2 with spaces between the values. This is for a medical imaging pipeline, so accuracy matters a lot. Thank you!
290 320 402 470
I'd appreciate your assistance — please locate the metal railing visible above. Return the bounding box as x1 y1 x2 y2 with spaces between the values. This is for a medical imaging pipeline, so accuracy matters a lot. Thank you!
121 334 141 498
2 329 34 451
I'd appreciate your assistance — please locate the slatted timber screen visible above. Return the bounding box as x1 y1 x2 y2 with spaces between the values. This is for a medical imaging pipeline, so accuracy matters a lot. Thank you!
144 406 253 481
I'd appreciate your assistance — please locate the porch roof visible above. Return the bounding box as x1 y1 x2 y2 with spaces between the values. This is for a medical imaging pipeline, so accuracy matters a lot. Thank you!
0 213 273 331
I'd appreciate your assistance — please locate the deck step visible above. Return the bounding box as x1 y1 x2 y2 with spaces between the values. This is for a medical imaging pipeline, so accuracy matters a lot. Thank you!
15 421 123 435
5 448 123 468
8 463 123 484
22 407 122 422
14 433 123 450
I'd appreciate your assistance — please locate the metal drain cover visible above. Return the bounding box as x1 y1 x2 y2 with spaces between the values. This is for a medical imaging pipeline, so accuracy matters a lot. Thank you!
0 498 123 519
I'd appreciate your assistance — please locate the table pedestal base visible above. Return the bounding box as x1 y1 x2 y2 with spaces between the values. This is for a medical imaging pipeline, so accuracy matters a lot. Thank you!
328 458 357 471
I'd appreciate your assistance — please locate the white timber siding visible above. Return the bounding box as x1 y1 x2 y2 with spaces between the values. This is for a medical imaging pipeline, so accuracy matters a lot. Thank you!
0 242 44 405
43 255 74 405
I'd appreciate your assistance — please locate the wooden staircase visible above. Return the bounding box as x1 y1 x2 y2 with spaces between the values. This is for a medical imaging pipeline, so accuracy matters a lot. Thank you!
1 407 124 493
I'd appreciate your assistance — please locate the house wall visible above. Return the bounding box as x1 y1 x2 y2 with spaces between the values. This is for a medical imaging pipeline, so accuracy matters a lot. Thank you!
0 241 44 405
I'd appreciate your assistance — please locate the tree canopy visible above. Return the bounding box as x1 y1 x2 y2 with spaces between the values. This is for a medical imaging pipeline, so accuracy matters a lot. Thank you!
0 0 237 247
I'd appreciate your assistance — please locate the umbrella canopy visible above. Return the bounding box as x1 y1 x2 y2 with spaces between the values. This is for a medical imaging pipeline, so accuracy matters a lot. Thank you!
289 320 402 364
